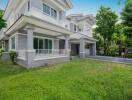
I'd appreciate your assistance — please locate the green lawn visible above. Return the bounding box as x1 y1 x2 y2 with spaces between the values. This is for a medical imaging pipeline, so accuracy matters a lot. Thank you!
0 58 132 100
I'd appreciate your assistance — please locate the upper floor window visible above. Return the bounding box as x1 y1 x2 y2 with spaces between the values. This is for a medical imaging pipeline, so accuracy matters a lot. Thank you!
43 4 50 15
74 25 77 32
51 8 57 18
28 0 30 11
43 3 57 19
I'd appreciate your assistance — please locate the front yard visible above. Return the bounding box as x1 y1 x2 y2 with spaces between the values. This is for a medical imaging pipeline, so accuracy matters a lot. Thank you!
0 58 132 100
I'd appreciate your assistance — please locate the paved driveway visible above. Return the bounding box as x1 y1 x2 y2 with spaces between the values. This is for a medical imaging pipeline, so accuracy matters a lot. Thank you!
88 56 132 65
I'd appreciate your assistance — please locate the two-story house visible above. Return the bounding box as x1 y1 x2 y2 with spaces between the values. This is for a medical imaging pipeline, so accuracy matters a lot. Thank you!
67 14 97 57
0 0 97 68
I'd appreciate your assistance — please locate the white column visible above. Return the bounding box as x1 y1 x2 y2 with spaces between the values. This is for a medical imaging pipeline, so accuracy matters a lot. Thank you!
26 28 35 68
27 29 33 50
65 35 70 56
80 37 85 58
2 41 4 49
93 43 96 56
15 33 19 51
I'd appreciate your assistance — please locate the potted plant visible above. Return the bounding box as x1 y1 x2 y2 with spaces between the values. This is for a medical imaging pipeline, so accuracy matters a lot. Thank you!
9 51 18 64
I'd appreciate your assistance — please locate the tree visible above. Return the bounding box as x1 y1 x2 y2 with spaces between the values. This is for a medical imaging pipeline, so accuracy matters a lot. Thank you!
95 6 118 55
112 24 126 56
0 10 7 30
93 32 104 55
119 0 131 4
121 0 132 56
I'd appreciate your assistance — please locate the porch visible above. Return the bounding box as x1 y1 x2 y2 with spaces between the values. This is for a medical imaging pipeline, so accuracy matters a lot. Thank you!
15 28 70 68
70 33 97 58
4 16 73 68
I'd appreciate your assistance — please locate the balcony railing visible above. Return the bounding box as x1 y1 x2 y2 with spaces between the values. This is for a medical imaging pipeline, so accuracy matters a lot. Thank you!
35 49 66 56
30 7 68 29
18 49 67 60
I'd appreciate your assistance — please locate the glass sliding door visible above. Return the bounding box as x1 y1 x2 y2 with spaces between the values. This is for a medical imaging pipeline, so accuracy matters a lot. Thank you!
39 38 44 53
33 37 53 54
48 40 52 54
33 38 38 53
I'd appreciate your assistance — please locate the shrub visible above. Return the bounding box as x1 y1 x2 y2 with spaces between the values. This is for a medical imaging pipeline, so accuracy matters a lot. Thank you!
0 48 4 56
9 51 18 64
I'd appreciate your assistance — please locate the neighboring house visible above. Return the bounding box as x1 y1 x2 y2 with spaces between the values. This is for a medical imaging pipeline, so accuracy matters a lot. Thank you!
0 0 97 68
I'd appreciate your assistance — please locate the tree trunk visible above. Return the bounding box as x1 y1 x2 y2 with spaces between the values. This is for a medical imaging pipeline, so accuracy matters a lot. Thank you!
124 46 128 58
104 40 108 56
118 43 122 57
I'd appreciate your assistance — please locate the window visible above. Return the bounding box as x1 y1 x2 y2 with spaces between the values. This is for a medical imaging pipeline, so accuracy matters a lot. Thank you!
65 25 68 29
78 26 82 32
74 25 77 32
51 8 57 18
39 38 44 49
11 37 15 50
33 38 38 49
28 0 30 11
48 40 52 49
43 4 50 15
43 3 57 18
33 37 52 50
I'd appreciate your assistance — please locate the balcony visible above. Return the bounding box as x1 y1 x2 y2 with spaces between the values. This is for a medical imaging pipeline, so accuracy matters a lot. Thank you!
29 7 67 29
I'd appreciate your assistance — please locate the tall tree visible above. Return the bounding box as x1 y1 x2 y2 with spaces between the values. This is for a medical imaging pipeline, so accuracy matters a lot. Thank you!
0 10 7 30
95 6 118 55
112 24 126 56
121 0 132 56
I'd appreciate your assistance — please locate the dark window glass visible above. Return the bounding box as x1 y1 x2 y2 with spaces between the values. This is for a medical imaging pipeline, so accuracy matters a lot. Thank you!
43 4 50 15
39 38 44 49
49 40 52 49
45 39 48 49
33 38 38 49
51 8 57 18
74 25 77 31
28 1 30 11
11 37 15 49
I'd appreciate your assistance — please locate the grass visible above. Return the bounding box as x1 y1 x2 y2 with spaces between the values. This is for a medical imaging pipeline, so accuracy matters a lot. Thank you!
0 58 132 100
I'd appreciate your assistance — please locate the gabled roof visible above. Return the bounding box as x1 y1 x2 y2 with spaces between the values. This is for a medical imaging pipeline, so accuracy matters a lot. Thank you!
65 0 73 9
55 0 73 10
70 32 97 42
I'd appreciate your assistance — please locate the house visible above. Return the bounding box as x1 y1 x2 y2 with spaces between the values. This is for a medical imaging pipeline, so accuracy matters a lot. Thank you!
0 0 97 68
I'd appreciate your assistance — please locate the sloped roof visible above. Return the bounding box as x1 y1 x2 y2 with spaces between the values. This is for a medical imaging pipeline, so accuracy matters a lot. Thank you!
70 32 97 42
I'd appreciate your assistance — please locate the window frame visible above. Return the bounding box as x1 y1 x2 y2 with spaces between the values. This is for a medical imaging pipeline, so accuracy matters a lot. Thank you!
33 36 53 50
43 3 57 19
28 0 30 11
10 35 16 50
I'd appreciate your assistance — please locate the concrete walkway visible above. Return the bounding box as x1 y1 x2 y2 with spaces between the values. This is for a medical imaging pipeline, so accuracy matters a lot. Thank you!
88 56 132 65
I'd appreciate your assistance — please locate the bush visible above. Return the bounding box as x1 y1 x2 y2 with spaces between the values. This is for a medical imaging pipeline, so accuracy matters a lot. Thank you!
0 48 4 56
0 48 4 53
128 54 132 58
9 51 18 64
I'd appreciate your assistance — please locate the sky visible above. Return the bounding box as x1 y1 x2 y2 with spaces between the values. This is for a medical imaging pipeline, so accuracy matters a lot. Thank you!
0 0 124 16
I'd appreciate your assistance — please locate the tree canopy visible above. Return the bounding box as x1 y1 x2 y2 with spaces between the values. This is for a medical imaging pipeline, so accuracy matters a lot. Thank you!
95 6 118 55
121 0 132 47
0 10 7 30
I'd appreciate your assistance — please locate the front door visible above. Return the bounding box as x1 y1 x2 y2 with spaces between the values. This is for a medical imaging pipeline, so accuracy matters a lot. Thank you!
71 44 80 56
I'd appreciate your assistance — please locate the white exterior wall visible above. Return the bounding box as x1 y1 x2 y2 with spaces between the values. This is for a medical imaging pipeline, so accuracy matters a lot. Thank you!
18 34 27 50
29 0 68 29
3 0 70 33
54 39 59 49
